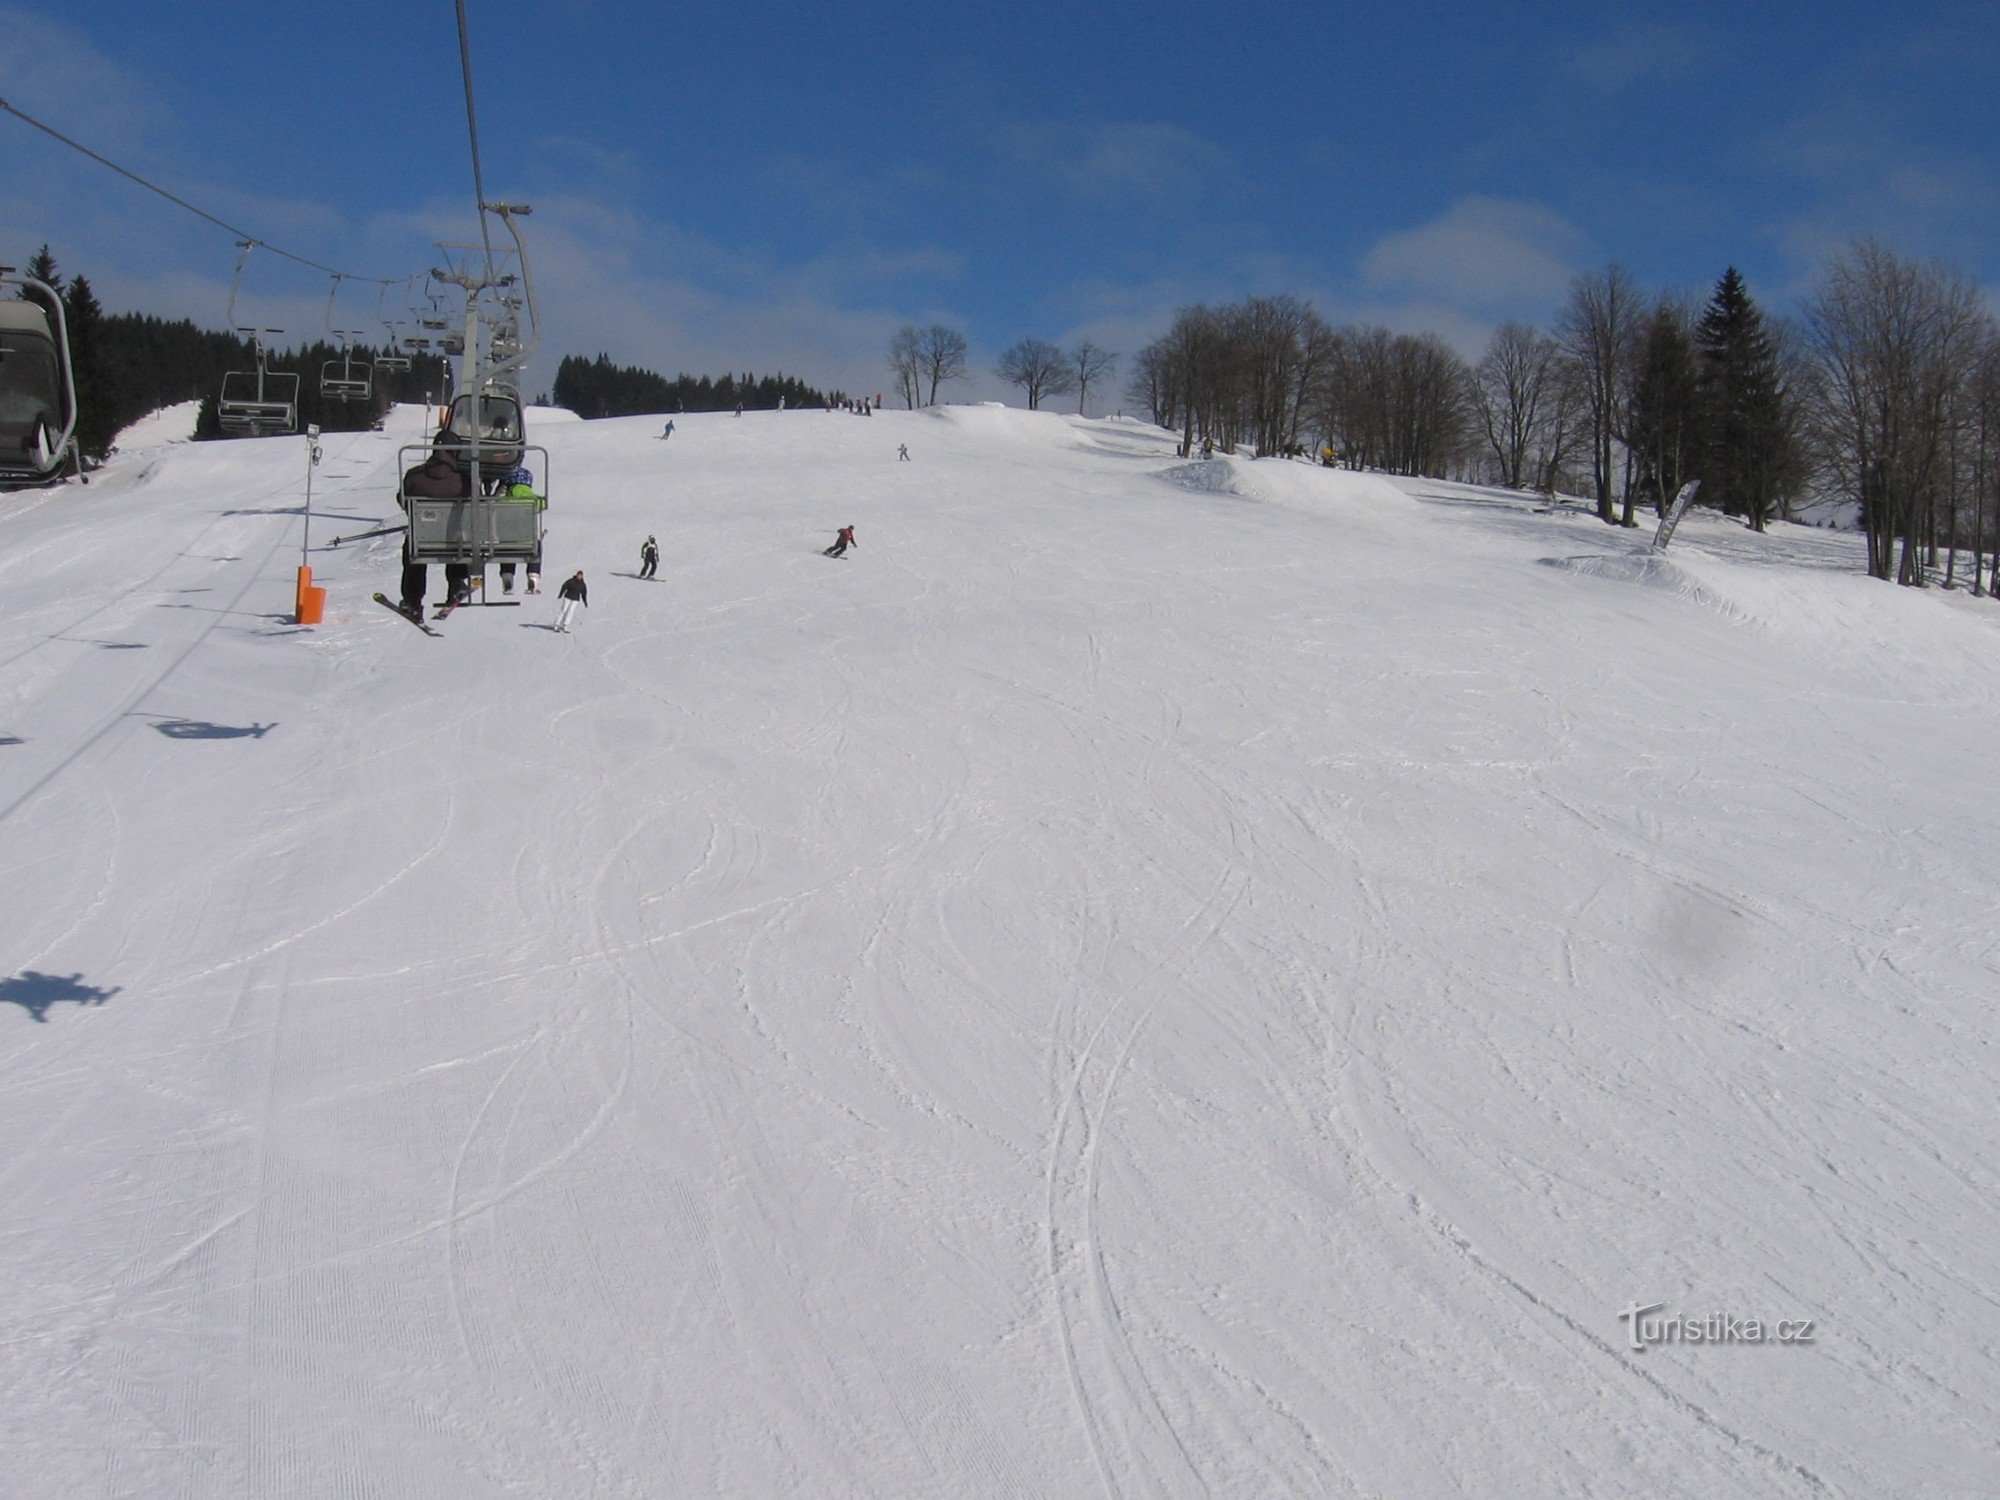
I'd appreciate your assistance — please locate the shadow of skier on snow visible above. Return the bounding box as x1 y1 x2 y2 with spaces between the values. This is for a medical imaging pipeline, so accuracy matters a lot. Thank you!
146 718 276 739
0 971 121 1023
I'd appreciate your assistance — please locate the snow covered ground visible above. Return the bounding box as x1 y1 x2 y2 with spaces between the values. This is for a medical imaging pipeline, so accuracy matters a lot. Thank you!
2 404 1995 1497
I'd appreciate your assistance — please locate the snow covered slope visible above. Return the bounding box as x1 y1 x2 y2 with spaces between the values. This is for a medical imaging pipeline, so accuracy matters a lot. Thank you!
2 405 1995 1497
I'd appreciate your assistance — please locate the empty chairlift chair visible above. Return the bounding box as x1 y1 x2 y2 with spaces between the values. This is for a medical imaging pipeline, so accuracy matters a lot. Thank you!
318 278 372 402
321 340 373 403
218 337 301 436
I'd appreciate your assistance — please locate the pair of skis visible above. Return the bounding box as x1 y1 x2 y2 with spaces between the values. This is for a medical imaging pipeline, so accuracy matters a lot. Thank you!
373 579 517 636
373 593 441 636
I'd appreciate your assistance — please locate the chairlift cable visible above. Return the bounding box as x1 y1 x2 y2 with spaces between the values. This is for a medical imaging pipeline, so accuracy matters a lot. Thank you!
0 93 408 286
452 0 499 287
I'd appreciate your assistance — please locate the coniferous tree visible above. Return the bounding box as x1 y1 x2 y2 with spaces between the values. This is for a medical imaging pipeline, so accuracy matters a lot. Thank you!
1695 268 1791 532
62 275 116 460
551 353 826 418
19 244 62 295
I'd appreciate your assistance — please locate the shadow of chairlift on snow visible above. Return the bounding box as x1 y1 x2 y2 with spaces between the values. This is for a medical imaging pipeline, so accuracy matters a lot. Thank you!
1 971 121 1023
148 717 276 740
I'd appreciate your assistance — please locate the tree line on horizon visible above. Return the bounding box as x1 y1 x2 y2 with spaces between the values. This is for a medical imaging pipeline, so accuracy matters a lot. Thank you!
1117 242 2000 591
551 354 831 418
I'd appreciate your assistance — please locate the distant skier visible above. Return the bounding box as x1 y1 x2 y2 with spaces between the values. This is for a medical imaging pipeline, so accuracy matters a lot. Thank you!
823 525 856 559
896 444 909 461
660 420 675 440
639 535 659 579
555 570 588 632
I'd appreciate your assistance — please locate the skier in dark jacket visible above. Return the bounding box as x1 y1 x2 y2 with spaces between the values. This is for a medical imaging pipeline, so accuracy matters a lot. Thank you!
639 535 659 579
397 438 472 615
823 525 856 558
555 570 588 632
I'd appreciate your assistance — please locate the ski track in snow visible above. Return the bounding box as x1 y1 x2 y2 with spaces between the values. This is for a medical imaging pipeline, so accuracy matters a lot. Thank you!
2 407 1997 1496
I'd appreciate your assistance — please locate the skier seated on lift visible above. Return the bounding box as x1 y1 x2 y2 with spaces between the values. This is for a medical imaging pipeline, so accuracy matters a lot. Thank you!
493 467 546 595
397 435 473 615
823 525 856 558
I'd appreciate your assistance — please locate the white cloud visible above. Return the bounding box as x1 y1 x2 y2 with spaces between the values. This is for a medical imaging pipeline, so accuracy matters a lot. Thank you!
1360 197 1587 314
0 5 169 149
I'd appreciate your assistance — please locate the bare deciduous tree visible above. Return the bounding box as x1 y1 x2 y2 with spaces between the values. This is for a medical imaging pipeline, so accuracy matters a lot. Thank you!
916 325 968 406
1558 264 1642 523
1070 340 1117 416
1472 323 1561 489
996 338 1076 411
888 327 922 410
1804 240 1993 583
1125 343 1171 426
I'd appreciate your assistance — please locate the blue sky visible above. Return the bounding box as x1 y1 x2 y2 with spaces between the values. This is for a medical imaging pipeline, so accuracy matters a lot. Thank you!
3 1 1994 403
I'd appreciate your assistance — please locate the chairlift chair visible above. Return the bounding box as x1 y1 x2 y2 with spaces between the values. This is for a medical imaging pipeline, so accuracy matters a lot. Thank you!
318 279 373 402
0 269 79 481
216 246 298 435
376 320 412 372
398 413 547 568
219 333 300 436
442 386 526 475
375 287 414 373
321 336 373 403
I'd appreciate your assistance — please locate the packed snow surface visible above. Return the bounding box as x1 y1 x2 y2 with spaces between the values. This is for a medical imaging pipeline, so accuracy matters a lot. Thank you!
2 405 1996 1497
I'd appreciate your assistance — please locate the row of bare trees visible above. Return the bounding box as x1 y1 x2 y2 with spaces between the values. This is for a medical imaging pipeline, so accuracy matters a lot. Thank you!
888 326 1123 416
888 325 970 409
1126 296 1477 476
1803 242 2000 585
991 337 1118 413
1120 244 2000 588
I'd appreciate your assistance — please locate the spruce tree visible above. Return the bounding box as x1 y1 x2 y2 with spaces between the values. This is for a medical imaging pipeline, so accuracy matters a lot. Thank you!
63 274 117 460
1695 268 1788 532
19 244 62 295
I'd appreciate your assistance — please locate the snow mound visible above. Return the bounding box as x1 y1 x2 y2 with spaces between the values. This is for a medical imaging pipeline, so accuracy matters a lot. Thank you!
924 401 1076 441
1158 458 1243 494
1541 550 1754 625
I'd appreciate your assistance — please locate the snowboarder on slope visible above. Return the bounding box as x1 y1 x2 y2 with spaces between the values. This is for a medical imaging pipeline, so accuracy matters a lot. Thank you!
555 570 588 632
897 444 909 461
824 525 856 558
639 535 659 579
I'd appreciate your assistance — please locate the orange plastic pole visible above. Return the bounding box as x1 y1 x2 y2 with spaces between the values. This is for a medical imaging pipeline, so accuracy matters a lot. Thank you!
295 565 324 625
